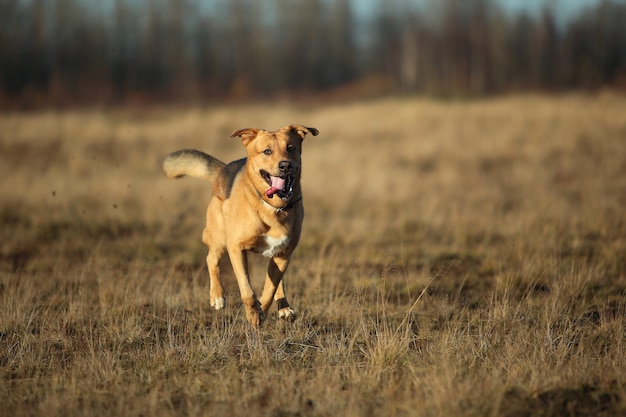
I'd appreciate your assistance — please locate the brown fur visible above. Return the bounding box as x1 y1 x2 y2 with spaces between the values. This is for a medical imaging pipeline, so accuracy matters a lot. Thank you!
163 124 319 327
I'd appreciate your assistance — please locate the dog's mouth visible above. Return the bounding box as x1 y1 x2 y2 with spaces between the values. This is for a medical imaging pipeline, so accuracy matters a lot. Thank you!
260 170 295 200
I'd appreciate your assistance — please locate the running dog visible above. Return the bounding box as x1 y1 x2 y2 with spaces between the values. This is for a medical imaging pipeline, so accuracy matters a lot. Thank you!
163 125 319 327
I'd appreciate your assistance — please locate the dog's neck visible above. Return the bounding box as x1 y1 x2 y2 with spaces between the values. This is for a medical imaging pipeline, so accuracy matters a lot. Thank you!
276 196 302 213
259 193 302 214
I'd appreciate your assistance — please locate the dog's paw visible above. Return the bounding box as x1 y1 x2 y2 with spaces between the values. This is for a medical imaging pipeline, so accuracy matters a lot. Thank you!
211 297 226 310
278 307 297 322
245 309 265 328
244 299 265 328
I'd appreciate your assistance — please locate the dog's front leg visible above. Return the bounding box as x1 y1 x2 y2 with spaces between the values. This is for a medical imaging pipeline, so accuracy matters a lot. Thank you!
274 278 296 321
260 256 296 322
227 246 264 327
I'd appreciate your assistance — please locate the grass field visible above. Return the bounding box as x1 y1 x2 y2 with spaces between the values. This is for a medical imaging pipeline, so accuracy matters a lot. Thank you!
1 94 626 416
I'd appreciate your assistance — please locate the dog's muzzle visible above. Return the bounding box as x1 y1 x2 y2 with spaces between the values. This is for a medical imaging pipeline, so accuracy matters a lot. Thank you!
261 170 295 201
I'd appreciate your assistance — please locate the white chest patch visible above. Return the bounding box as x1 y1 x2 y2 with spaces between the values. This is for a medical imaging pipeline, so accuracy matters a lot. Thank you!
260 235 290 258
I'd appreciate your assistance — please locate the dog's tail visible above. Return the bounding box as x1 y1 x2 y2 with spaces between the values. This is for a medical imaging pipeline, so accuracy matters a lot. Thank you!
163 149 226 183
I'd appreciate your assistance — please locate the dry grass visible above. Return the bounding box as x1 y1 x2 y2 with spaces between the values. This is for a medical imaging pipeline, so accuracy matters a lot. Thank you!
1 93 626 416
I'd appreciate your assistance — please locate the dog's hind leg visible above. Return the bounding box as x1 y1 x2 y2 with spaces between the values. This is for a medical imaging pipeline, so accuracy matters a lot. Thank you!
206 247 226 310
260 256 296 322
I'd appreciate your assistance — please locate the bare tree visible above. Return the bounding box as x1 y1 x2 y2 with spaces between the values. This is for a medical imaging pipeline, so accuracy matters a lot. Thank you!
1 0 626 107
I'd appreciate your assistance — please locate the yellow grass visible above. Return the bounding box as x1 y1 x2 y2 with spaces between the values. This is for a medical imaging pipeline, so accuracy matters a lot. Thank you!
1 93 625 416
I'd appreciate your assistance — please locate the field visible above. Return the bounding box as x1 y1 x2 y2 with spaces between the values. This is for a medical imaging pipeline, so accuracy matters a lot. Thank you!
1 94 626 416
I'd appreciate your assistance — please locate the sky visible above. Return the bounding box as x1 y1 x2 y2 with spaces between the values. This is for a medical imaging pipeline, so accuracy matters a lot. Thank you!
498 0 610 17
351 0 615 19
85 0 614 17
344 0 623 30
49 0 626 28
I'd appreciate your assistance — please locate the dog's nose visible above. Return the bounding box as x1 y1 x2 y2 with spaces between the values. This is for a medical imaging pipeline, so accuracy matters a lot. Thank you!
278 161 291 172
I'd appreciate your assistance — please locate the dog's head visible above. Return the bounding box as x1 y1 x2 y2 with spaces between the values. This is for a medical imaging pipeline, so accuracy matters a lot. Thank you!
231 125 318 203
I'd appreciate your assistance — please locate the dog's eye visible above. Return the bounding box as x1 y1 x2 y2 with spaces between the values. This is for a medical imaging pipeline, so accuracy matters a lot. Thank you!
286 144 295 152
263 149 273 155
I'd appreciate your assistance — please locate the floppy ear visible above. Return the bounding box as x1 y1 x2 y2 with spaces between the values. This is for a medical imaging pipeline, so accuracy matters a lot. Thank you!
230 128 260 146
283 125 319 140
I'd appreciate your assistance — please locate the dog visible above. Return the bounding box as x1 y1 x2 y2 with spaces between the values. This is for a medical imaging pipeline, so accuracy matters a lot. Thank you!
163 124 319 327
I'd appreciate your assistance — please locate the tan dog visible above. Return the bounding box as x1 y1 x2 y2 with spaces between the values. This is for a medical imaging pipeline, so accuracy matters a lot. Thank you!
163 125 318 327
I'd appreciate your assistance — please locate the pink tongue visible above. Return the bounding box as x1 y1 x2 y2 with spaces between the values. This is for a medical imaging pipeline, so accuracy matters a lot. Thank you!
266 176 285 198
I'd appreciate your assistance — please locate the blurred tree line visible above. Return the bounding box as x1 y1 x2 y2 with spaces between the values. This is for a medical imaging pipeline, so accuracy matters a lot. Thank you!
0 0 625 108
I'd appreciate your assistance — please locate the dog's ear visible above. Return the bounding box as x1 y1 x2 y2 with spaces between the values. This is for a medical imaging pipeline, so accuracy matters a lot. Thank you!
230 128 260 146
282 125 319 140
